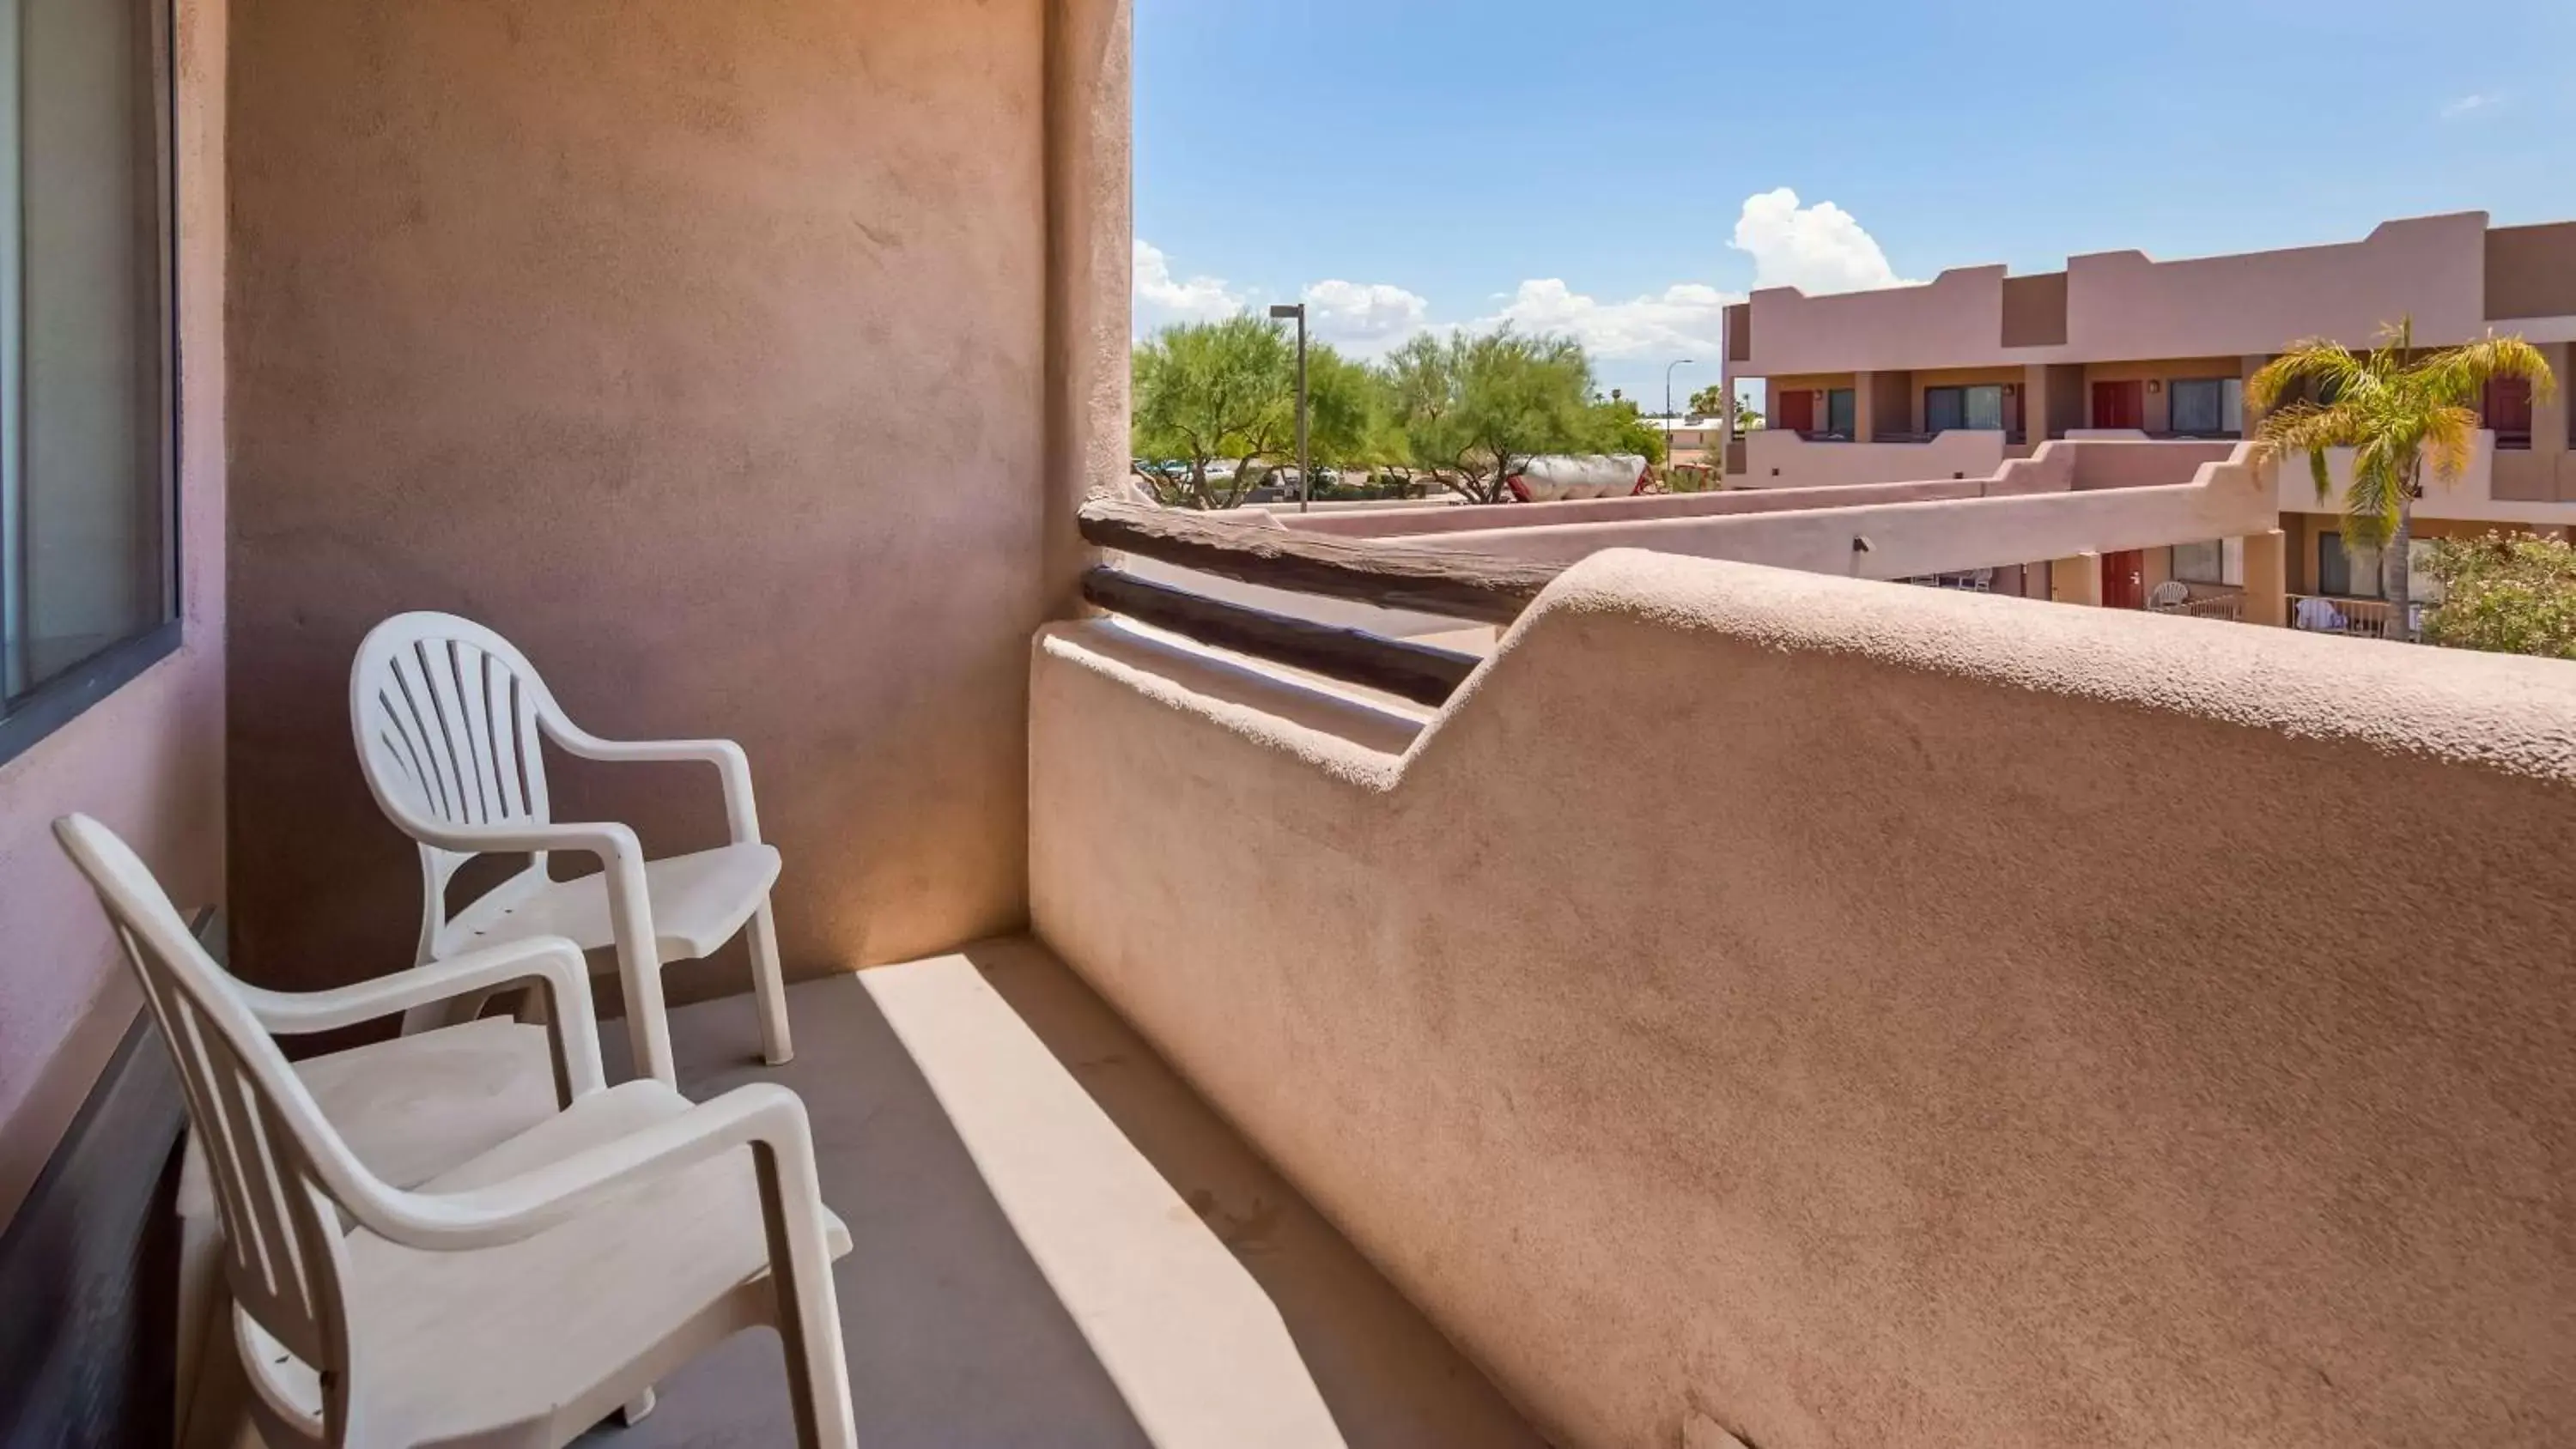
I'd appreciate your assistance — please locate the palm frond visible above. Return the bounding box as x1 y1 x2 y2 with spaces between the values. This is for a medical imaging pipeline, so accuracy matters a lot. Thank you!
2406 331 2560 407
2421 404 2481 482
2246 340 2366 412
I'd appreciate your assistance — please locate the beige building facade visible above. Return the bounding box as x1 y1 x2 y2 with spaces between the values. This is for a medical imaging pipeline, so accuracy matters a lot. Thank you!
1719 213 2576 610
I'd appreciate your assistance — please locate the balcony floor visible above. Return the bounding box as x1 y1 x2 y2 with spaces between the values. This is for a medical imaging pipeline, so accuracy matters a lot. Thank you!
566 937 1541 1448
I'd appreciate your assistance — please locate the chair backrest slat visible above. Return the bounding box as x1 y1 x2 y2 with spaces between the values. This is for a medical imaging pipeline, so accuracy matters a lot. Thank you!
56 817 356 1382
351 614 559 957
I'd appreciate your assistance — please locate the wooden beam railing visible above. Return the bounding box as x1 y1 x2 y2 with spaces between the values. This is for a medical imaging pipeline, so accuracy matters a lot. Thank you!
1076 499 1556 627
1073 498 1562 705
1078 569 1480 706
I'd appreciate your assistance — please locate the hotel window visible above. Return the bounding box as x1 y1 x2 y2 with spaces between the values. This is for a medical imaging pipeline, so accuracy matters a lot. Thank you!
0 0 177 765
2484 377 2532 448
2172 539 2227 585
2168 378 2242 437
1923 385 2008 434
1823 387 1856 439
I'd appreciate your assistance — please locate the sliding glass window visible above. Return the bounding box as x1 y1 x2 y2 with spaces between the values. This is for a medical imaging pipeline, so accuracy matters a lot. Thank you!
0 0 176 760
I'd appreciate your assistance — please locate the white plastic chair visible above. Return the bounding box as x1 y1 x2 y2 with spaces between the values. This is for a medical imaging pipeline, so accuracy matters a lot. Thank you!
2145 579 2192 612
55 814 858 1449
351 611 792 1085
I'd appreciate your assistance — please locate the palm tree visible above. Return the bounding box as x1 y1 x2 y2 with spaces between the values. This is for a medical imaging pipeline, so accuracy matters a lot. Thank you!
2247 319 2556 641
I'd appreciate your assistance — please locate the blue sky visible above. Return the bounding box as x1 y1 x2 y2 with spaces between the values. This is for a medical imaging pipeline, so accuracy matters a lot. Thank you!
1135 0 2576 406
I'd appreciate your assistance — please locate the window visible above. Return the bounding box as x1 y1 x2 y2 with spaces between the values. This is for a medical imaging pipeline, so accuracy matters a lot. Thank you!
1824 387 1855 439
2172 539 2226 585
2168 378 2242 437
0 0 176 764
1923 385 2008 435
2484 377 2533 448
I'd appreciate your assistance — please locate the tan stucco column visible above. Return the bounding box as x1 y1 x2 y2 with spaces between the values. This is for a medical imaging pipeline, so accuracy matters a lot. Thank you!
2022 364 2053 445
2050 552 2102 606
1852 370 1877 443
1043 0 1134 618
2240 530 2287 627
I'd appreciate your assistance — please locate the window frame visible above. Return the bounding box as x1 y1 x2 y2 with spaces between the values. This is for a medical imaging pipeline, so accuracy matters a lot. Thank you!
0 0 180 770
2166 377 2241 439
2172 539 2227 585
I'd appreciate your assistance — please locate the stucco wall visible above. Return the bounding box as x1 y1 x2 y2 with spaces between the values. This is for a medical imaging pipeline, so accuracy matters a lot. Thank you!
1279 478 1999 540
227 0 1120 990
1030 552 2576 1449
1406 453 2271 578
1739 212 2526 379
0 0 226 1228
1741 428 2006 488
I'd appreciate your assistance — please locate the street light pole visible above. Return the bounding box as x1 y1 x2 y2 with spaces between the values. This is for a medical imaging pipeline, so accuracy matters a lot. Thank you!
1270 303 1309 512
1666 357 1695 476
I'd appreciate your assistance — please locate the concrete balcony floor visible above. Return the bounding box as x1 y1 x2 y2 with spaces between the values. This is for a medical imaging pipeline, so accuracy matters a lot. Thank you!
569 937 1543 1448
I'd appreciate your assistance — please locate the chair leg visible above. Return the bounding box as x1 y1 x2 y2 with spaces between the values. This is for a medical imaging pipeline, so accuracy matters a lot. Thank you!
748 896 793 1065
756 1143 855 1449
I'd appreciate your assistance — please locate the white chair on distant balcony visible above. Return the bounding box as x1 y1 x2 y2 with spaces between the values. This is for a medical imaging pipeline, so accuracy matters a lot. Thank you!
351 611 792 1085
2146 579 2191 612
55 814 858 1449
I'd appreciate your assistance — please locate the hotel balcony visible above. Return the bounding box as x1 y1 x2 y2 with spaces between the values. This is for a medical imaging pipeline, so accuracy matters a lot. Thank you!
3 3 2573 1449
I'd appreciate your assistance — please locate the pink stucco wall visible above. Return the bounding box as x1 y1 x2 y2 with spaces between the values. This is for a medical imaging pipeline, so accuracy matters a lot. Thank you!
1743 265 2008 375
1740 428 2008 489
224 0 1127 994
1735 211 2518 379
1279 479 1997 539
1405 449 2275 579
0 0 226 1229
2067 214 2489 359
1032 549 2576 1448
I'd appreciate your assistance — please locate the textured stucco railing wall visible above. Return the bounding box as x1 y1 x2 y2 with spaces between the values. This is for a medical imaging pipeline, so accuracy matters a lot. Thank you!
1030 553 2576 1449
1402 446 2273 575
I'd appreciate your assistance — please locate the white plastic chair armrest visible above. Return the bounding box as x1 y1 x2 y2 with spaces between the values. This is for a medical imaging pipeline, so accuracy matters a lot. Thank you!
349 1082 822 1252
536 719 762 843
392 818 676 1077
237 936 606 1101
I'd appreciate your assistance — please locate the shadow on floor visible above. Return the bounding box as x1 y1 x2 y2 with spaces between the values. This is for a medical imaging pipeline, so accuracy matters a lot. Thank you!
581 938 1541 1448
961 937 1544 1449
584 964 1149 1449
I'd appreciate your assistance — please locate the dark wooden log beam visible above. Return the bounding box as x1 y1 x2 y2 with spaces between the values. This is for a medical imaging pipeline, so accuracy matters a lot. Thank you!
1080 567 1482 706
1076 498 1556 626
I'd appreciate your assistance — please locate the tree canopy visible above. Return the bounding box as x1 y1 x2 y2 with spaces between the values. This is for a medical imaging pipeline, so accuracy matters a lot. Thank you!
1130 316 1386 507
1129 315 1294 508
2422 532 2576 659
1381 326 1613 503
1131 317 1670 506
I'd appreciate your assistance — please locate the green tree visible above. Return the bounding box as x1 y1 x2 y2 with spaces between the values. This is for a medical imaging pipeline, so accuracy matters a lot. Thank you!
2248 319 2555 641
1381 326 1603 503
1587 396 1667 466
2421 532 2576 659
1301 346 1390 475
1131 317 1391 508
1129 316 1294 509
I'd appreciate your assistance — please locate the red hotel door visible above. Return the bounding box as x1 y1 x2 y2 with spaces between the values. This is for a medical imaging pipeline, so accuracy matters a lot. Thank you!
2103 549 2146 609
2091 380 2145 430
1775 389 1815 435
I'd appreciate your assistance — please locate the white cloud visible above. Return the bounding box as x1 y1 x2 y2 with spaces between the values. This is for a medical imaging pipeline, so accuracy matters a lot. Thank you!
1133 239 1244 328
2440 92 2501 119
1478 279 1740 359
1301 279 1431 352
1728 186 1919 294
